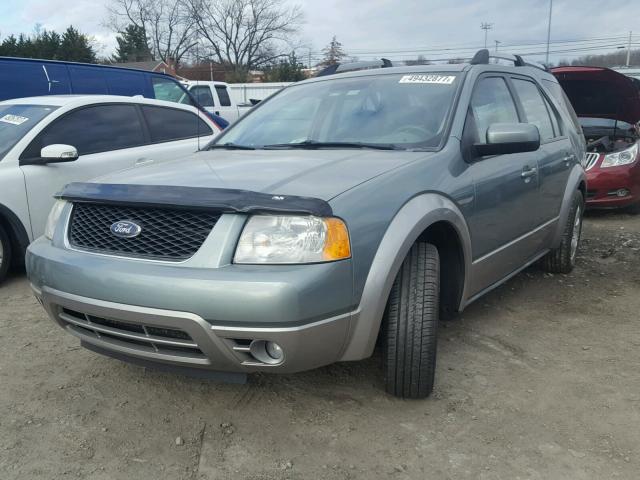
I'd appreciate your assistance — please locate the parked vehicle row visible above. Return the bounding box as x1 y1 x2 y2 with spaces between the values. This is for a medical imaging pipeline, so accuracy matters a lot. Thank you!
0 56 229 129
0 95 219 281
26 50 587 398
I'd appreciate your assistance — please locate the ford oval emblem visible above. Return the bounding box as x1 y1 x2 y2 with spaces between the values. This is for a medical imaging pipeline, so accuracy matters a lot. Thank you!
110 221 142 238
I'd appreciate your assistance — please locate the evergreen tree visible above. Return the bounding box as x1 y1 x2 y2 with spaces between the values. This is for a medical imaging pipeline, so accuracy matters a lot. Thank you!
265 52 306 82
113 24 153 63
59 26 96 62
320 36 346 67
0 26 96 62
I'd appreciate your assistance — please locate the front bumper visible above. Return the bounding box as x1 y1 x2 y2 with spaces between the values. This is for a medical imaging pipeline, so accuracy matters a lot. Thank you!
586 162 640 208
27 231 355 374
31 284 351 374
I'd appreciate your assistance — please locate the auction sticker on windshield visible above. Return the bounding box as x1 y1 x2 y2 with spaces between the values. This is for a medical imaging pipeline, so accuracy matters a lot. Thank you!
399 75 456 85
0 114 29 125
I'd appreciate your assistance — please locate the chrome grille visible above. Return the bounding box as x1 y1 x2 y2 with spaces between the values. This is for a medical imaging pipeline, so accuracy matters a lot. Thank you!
59 308 206 359
584 152 600 171
68 203 219 261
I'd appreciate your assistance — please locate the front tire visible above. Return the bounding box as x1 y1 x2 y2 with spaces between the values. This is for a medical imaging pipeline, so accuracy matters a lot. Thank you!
383 242 440 399
541 190 584 274
0 224 12 284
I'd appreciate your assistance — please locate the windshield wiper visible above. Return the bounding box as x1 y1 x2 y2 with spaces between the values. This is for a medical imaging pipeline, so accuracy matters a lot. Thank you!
263 140 400 150
208 142 255 150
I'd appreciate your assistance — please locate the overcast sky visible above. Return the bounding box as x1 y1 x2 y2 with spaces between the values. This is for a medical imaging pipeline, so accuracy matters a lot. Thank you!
0 0 636 64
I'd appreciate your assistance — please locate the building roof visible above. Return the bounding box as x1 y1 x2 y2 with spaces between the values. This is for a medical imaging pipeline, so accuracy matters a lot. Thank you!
111 60 169 72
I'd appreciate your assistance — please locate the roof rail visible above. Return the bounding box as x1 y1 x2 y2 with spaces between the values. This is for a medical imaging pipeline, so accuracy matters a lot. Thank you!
316 58 393 77
470 49 548 72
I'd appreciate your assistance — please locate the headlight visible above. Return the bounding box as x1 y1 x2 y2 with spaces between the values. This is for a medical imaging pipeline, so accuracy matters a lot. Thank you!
234 215 351 264
44 200 67 240
601 143 639 168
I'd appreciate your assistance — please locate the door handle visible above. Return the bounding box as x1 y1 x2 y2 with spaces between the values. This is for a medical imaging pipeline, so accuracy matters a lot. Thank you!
562 154 575 166
521 167 537 179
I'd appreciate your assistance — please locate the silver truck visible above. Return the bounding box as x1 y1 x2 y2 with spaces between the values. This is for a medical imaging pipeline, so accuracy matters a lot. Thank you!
27 51 586 398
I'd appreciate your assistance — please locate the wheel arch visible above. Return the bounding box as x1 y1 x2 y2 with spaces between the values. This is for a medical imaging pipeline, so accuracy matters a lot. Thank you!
0 203 31 267
552 165 587 248
339 193 472 361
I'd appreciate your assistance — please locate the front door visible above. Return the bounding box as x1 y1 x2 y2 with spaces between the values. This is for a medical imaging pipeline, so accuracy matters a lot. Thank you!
464 75 544 294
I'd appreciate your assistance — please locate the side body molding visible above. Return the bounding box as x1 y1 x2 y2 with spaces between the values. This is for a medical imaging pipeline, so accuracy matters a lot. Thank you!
339 194 473 361
551 164 587 248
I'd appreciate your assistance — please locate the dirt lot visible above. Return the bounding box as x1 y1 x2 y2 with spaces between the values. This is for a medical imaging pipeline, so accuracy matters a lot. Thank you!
1 211 639 480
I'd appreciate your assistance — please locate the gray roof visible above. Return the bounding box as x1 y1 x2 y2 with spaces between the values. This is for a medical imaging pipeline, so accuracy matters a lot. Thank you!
111 60 168 72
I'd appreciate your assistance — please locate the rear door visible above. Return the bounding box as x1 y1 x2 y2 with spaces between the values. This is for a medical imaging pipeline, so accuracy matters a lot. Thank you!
510 77 575 224
19 104 149 238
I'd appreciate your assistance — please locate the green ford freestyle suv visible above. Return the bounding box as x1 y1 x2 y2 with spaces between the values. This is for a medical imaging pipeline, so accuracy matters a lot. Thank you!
27 51 586 398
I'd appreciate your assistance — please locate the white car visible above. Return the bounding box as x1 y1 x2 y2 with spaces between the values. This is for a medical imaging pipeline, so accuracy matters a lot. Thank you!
0 95 220 282
186 81 253 123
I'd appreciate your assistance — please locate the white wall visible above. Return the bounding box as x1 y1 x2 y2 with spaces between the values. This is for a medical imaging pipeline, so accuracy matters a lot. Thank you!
227 83 292 104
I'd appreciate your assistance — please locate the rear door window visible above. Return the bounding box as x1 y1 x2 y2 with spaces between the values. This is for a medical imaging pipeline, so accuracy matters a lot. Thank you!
141 105 213 143
511 78 556 142
215 85 232 107
469 76 519 142
22 104 146 158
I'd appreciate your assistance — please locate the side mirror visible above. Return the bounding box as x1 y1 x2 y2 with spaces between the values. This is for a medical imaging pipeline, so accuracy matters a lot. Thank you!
474 123 540 157
41 144 79 162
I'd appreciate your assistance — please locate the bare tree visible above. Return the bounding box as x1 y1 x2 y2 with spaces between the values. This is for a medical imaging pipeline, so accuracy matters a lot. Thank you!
187 0 303 72
107 0 197 66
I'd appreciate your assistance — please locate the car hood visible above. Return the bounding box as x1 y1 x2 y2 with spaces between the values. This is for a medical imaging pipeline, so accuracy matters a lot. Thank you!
551 66 640 124
93 149 428 201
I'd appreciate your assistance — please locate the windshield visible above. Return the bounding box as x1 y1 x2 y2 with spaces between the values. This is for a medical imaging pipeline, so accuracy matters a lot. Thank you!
0 104 58 161
215 72 460 149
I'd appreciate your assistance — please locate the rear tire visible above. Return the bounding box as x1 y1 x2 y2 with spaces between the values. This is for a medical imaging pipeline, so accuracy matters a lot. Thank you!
0 224 12 284
383 242 439 399
541 190 584 274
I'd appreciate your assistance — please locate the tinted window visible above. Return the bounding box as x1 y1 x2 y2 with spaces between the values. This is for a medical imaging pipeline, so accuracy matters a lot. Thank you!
152 77 191 104
0 104 58 160
141 105 213 142
469 77 519 142
191 86 215 107
23 104 145 157
215 85 232 107
512 79 555 142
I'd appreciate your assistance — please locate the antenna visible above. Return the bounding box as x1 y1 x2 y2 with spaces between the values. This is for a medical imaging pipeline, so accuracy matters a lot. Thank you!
195 44 201 151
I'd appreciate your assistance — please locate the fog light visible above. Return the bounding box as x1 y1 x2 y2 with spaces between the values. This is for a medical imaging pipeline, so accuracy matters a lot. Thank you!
617 189 630 197
249 340 285 365
266 341 283 361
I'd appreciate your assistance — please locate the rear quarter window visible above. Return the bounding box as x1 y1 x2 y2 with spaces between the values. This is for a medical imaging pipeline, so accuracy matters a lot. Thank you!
542 79 582 134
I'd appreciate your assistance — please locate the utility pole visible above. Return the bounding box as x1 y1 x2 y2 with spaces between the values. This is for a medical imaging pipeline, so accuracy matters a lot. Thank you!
481 23 493 49
545 0 553 65
627 31 633 68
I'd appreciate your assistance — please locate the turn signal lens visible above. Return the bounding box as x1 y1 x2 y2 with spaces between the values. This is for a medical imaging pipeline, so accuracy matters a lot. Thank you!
323 217 351 261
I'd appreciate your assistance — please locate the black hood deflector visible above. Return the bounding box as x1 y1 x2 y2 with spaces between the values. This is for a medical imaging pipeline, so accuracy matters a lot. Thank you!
57 183 333 217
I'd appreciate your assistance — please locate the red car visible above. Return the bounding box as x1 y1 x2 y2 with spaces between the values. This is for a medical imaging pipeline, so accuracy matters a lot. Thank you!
552 66 640 211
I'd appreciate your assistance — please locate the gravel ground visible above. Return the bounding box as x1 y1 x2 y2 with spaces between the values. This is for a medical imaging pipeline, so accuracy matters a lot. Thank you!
1 211 639 480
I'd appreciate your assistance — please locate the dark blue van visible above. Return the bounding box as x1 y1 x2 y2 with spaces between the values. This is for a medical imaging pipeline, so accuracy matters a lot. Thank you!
0 57 228 128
